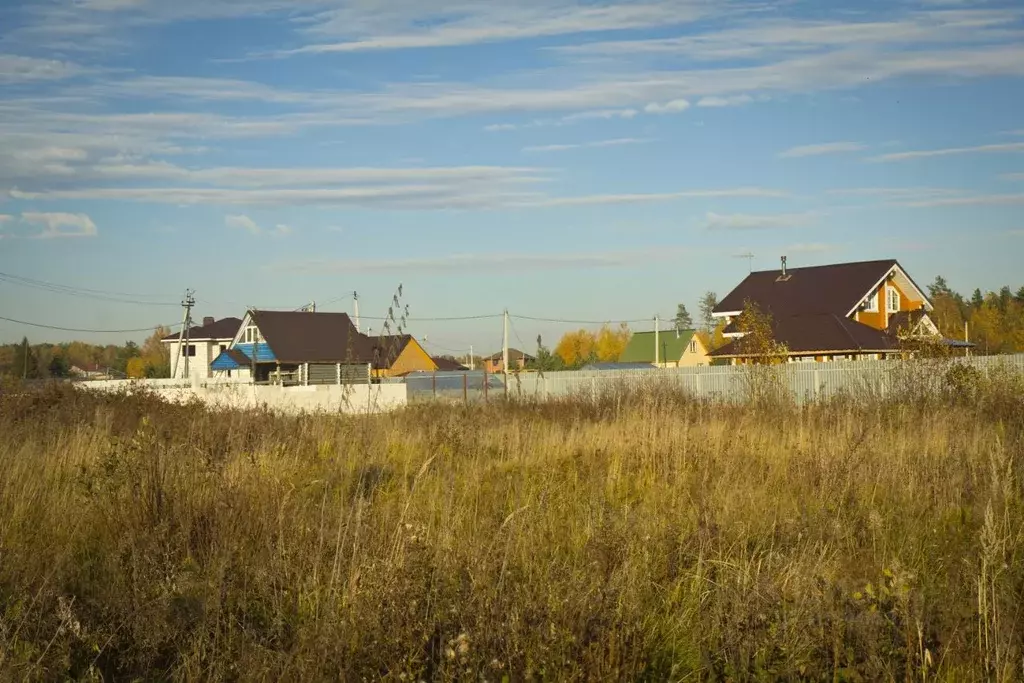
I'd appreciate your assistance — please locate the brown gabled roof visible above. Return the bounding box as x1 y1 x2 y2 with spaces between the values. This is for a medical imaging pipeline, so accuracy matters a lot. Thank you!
710 313 899 357
251 310 374 364
714 260 898 317
483 348 535 362
432 356 469 371
371 334 414 368
886 309 930 336
162 317 242 341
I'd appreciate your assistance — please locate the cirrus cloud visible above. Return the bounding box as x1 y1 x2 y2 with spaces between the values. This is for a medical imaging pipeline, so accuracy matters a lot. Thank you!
21 212 98 239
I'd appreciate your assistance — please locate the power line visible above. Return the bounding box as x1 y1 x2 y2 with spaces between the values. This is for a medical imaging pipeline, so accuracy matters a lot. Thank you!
511 314 655 325
359 313 503 322
507 315 528 350
0 271 180 307
0 315 181 334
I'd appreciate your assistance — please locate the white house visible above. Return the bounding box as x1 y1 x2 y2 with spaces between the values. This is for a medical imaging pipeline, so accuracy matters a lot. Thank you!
161 317 244 380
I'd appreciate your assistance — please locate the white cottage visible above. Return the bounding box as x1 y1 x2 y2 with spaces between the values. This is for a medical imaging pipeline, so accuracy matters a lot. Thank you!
161 316 244 380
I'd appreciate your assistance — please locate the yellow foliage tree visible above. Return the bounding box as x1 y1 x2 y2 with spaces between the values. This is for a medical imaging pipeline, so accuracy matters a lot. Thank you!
555 329 596 367
595 323 631 362
126 357 148 379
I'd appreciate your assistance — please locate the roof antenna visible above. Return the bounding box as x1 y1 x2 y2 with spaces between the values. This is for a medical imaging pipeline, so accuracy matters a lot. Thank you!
733 251 754 273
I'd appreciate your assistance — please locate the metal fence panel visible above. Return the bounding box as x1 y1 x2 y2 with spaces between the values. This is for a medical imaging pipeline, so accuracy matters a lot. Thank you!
397 354 1024 404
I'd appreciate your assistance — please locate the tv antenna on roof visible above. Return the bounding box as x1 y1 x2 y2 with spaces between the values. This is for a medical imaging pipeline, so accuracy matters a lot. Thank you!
734 252 755 273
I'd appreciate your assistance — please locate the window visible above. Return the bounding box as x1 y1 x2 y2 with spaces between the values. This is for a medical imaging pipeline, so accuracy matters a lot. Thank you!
689 340 696 353
180 344 196 357
863 291 878 312
887 287 900 313
243 325 262 344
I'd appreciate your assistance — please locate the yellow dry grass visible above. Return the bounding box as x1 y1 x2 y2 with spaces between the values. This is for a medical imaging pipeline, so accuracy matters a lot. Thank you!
0 380 1022 681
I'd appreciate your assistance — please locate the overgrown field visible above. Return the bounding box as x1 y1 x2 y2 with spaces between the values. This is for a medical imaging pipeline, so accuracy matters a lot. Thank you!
1 378 1023 681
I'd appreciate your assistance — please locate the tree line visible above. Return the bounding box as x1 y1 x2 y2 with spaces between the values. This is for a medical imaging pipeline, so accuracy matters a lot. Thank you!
0 327 171 381
928 278 1024 354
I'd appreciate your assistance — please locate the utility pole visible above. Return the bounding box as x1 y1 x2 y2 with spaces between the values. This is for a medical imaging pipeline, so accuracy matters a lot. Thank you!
172 288 194 380
469 345 474 371
654 314 660 367
353 291 360 333
502 309 509 394
182 289 195 379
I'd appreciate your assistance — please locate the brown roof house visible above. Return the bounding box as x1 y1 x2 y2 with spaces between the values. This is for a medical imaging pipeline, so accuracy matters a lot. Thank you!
482 348 535 373
710 258 941 363
209 310 435 384
432 356 469 372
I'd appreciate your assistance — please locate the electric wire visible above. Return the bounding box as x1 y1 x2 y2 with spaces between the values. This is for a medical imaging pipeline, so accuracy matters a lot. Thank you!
0 271 181 307
0 315 182 334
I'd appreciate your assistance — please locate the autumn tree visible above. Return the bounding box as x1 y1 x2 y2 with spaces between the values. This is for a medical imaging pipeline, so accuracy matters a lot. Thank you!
673 304 693 333
555 329 596 367
595 323 631 362
734 301 789 404
139 326 171 378
126 357 149 379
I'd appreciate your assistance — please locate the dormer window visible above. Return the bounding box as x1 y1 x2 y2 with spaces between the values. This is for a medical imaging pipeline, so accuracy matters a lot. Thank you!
863 292 878 312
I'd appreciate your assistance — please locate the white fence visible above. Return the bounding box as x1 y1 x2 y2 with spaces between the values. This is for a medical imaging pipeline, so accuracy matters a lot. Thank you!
499 354 1024 404
78 379 408 414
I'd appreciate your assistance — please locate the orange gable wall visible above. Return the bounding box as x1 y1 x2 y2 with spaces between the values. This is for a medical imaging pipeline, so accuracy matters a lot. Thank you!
378 339 438 377
854 279 926 330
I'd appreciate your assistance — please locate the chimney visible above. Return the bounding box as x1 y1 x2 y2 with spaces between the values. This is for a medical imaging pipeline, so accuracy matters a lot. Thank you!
781 255 787 277
203 316 215 327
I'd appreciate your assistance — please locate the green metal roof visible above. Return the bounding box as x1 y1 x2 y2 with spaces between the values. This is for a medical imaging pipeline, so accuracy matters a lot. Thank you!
620 329 697 363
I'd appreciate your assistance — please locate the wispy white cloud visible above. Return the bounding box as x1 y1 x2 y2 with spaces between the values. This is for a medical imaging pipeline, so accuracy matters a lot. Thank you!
696 94 755 107
555 9 1024 60
889 193 1024 207
20 212 98 239
282 3 710 55
826 187 965 198
0 54 88 83
271 246 696 275
560 108 639 122
225 214 291 236
11 184 785 211
643 99 691 114
522 138 652 153
704 211 815 230
998 172 1024 181
779 141 865 158
225 214 260 234
873 142 1024 161
525 188 788 208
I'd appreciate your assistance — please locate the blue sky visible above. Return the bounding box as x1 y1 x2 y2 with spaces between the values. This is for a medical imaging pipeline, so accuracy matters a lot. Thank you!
1 0 1023 354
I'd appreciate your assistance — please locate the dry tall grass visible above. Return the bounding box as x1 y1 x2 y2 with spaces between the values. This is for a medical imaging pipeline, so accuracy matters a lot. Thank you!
1 380 1023 681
